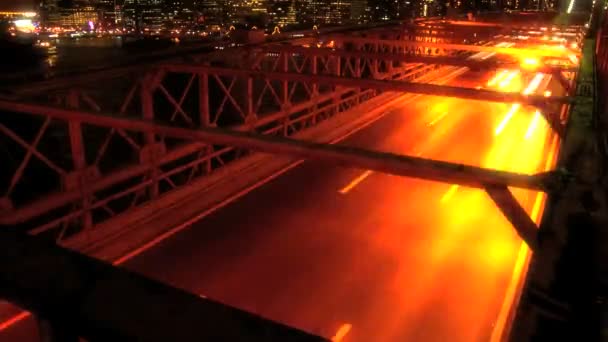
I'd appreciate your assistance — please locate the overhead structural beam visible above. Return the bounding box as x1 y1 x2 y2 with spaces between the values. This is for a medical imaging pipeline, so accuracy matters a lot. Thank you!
0 101 553 250
0 229 329 342
257 45 578 73
431 20 582 32
328 36 579 58
0 101 554 194
258 45 504 68
163 65 572 106
492 35 575 46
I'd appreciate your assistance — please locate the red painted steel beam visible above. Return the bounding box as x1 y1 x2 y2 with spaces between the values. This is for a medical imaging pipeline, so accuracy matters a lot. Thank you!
163 65 571 106
0 100 554 227
328 36 579 58
0 65 429 225
257 45 578 73
258 45 503 68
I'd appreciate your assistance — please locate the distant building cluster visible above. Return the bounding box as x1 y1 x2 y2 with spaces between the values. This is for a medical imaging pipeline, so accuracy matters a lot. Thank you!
36 0 560 32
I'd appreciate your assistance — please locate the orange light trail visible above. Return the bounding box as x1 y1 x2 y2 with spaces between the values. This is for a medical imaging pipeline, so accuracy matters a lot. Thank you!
494 104 520 136
427 112 449 126
520 57 540 70
522 73 545 95
339 170 373 194
332 324 353 342
525 110 543 140
440 184 459 203
498 70 519 89
487 70 509 87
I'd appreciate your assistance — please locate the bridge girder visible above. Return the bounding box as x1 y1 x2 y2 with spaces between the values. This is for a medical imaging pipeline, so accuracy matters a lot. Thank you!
328 36 580 59
252 45 578 74
0 100 558 250
162 64 571 107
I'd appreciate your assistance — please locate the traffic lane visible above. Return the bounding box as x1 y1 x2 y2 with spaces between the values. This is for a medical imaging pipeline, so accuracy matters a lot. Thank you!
122 92 533 340
326 103 549 341
119 93 456 296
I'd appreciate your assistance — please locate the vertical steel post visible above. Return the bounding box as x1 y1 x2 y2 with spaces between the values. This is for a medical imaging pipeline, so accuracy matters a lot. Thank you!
199 72 213 175
332 55 342 115
311 55 318 125
199 72 210 127
372 42 379 78
66 90 92 230
282 52 289 104
354 43 362 105
282 52 290 135
247 77 255 121
141 75 159 199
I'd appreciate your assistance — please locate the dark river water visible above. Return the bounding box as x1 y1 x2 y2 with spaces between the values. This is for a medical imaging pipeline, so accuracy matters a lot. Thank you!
1 36 218 86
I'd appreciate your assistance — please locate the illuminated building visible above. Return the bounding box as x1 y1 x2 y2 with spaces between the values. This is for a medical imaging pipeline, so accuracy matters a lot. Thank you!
59 5 99 27
304 0 351 25
123 0 165 31
350 0 368 23
367 0 421 21
195 0 223 24
268 0 297 27
94 0 119 27
39 0 61 26
245 0 268 14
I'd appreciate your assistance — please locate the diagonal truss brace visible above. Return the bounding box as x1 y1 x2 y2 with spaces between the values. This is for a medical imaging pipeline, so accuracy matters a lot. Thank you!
163 65 572 107
0 101 557 250
253 45 579 74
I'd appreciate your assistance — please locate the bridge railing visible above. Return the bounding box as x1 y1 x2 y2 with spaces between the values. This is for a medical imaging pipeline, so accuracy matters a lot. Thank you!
0 35 444 244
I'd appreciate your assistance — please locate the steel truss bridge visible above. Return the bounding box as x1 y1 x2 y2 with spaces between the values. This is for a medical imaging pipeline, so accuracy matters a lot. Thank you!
0 9 603 342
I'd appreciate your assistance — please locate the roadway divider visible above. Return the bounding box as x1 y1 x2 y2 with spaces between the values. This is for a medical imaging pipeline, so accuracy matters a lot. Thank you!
61 65 466 263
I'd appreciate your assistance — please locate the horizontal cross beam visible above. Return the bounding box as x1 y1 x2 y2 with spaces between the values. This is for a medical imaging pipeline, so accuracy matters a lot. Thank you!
163 65 572 106
329 36 579 58
0 100 550 249
256 45 578 73
0 101 551 194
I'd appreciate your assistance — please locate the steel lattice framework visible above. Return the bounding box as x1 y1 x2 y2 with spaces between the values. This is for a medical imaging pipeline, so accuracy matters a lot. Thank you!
0 19 582 252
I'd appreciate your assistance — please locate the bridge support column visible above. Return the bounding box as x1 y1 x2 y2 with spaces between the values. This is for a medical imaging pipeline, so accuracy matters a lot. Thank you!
282 53 290 135
66 90 93 230
199 71 210 127
140 72 162 199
